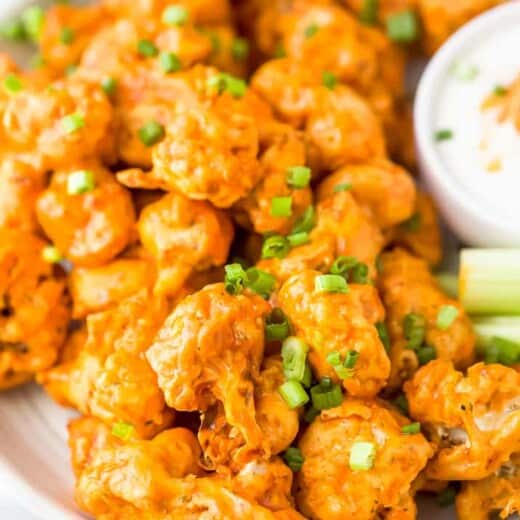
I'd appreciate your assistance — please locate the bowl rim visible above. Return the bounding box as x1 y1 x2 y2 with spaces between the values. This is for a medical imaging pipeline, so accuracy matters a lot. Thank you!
414 1 520 240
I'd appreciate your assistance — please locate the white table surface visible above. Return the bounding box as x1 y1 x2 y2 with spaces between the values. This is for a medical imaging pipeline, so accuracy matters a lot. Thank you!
0 487 38 519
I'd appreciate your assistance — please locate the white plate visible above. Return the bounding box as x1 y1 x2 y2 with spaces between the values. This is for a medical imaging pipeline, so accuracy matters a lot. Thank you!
0 1 454 518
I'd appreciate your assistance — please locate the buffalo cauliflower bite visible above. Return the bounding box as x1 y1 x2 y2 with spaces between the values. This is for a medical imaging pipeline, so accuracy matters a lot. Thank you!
404 360 520 480
456 453 520 520
38 290 173 438
146 283 272 465
198 356 299 471
36 162 136 268
278 270 390 397
0 230 70 390
296 397 433 520
378 248 475 390
316 158 416 230
138 191 234 296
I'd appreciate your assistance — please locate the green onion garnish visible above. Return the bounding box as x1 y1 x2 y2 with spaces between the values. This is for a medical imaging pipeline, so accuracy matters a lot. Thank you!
386 10 419 43
351 262 369 284
450 61 479 81
322 71 337 90
304 405 319 423
101 77 117 96
67 170 95 195
344 350 359 369
310 378 343 410
436 305 459 330
359 0 379 25
261 235 290 259
286 166 311 189
375 322 390 353
21 5 45 42
279 380 309 409
291 205 315 234
270 196 292 217
333 183 352 193
245 267 276 298
435 129 453 142
112 421 135 441
403 313 426 350
304 24 318 38
224 263 248 295
493 85 507 97
393 394 409 415
65 64 77 76
42 245 62 264
349 441 376 471
162 5 189 26
207 73 247 98
159 52 181 73
283 446 304 471
436 486 457 507
274 43 286 58
416 345 436 365
265 308 290 342
326 351 355 380
138 120 165 146
315 274 349 294
61 112 85 134
326 351 342 366
59 27 75 45
137 39 158 57
231 37 249 61
287 231 309 247
282 336 309 382
401 212 421 232
330 256 358 276
3 74 23 94
0 20 27 42
401 422 421 435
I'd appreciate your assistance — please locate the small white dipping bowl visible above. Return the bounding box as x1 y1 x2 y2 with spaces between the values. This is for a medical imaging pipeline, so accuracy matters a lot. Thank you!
415 1 520 247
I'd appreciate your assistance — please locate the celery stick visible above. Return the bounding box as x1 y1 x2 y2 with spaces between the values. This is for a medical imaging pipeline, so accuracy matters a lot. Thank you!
472 316 520 365
459 249 520 315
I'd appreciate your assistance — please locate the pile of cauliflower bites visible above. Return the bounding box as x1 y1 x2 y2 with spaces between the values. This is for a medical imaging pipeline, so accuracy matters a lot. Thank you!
1 0 518 519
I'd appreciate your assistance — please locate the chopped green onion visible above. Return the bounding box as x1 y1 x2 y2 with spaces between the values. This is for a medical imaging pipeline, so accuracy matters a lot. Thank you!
207 32 221 54
0 20 27 42
401 422 421 435
21 5 45 42
101 77 117 96
301 362 312 388
138 120 165 146
287 232 309 247
279 380 309 409
344 350 359 369
59 27 75 45
224 263 248 295
265 308 290 342
304 405 320 423
436 486 457 507
349 441 376 471
375 322 390 353
291 205 315 234
162 5 189 26
330 256 358 276
207 73 247 98
231 37 249 61
159 52 181 73
230 256 249 269
67 170 95 195
386 10 419 43
326 351 342 366
61 112 85 134
436 273 458 298
261 235 290 259
393 394 409 415
112 421 135 441
304 24 319 38
460 249 520 315
245 267 276 298
417 345 436 365
282 336 309 382
283 446 304 472
351 262 369 284
435 129 453 141
315 274 349 294
310 379 343 410
403 313 426 350
274 43 286 58
42 245 62 264
3 74 23 94
65 64 77 76
138 39 158 58
322 71 337 90
333 183 352 193
359 0 379 25
401 212 421 232
270 196 292 218
450 61 479 81
437 305 459 330
493 84 507 97
286 166 311 189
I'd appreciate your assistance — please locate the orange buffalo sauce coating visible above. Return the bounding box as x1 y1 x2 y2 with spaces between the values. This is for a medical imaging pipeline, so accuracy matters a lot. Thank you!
405 360 520 480
278 270 390 397
296 397 433 520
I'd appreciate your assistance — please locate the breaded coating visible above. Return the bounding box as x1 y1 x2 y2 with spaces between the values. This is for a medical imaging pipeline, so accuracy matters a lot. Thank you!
69 247 156 318
317 158 416 229
2 76 114 169
378 248 475 390
36 163 135 267
0 156 44 232
198 356 299 471
405 360 520 480
296 397 433 519
258 190 383 283
456 454 520 520
146 283 272 465
0 230 69 389
138 191 234 296
38 290 173 438
278 270 390 397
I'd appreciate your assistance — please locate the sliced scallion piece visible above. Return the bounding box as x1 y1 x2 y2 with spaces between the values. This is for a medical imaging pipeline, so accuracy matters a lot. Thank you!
138 120 165 146
162 5 189 26
291 205 315 234
231 37 249 61
261 235 290 259
283 446 304 471
281 336 309 382
112 421 135 441
279 380 309 409
270 196 292 217
287 231 309 247
67 170 95 195
315 274 349 294
42 245 62 264
265 308 290 342
435 129 453 142
401 422 421 435
436 305 459 330
322 71 337 90
375 322 390 353
403 313 426 350
245 267 276 298
349 441 376 471
224 263 248 295
310 378 343 410
386 10 418 43
359 0 379 25
286 166 311 189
